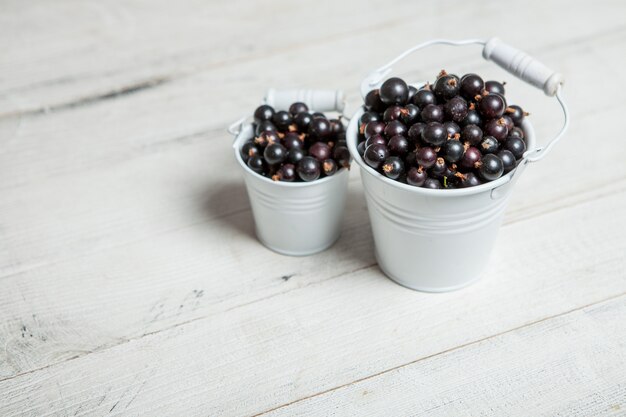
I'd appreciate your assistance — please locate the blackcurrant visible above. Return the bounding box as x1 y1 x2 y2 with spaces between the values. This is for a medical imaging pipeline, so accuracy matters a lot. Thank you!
477 154 504 181
272 163 296 182
365 134 386 148
364 143 389 169
460 74 484 100
294 112 313 131
506 105 527 125
253 105 275 124
241 140 259 163
383 105 403 122
255 130 280 147
282 132 303 150
287 148 305 164
309 141 331 161
478 94 506 119
485 80 506 95
505 136 527 159
423 178 442 189
264 143 287 165
333 146 351 168
459 172 482 188
509 126 525 139
407 85 418 102
289 102 308 116
412 88 436 108
484 118 509 142
442 139 465 163
329 119 344 134
247 154 265 175
433 72 460 101
384 120 407 138
360 111 381 126
420 104 444 123
272 110 292 131
380 77 409 105
461 124 483 145
364 89 385 112
399 104 420 125
357 141 366 156
460 146 482 169
479 136 499 154
364 121 385 139
497 150 517 173
430 157 448 179
416 147 437 168
421 122 447 146
312 112 326 119
308 118 331 139
407 166 427 186
388 135 410 156
407 122 426 144
255 120 277 136
444 96 468 122
443 121 461 138
382 156 404 180
462 109 482 127
297 156 321 182
322 159 338 176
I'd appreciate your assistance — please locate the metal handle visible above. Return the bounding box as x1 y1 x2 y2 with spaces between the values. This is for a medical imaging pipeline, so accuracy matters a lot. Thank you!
361 38 569 164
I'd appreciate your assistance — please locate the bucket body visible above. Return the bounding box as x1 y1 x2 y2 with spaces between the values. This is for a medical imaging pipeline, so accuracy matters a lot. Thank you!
234 123 349 256
347 108 535 291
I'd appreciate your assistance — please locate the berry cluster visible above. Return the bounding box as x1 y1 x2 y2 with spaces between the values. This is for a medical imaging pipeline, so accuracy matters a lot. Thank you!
357 71 529 189
241 103 350 182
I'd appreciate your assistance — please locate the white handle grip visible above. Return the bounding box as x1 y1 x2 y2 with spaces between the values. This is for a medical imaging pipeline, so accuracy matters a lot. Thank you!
482 38 563 96
264 89 345 113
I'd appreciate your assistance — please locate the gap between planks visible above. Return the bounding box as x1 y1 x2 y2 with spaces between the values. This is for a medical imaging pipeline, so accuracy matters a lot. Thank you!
0 187 623 386
251 290 626 417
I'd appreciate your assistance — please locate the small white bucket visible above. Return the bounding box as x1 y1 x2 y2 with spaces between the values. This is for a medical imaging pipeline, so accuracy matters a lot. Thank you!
229 90 349 256
348 38 569 291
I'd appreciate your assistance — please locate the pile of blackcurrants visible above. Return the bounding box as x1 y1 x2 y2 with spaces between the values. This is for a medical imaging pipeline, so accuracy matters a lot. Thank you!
241 103 350 182
357 71 529 189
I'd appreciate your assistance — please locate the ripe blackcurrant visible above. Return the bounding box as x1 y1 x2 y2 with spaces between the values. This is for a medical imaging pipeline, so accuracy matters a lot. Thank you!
505 136 527 159
380 77 409 105
272 110 292 131
423 178 442 189
460 74 484 100
255 120 277 136
289 102 308 116
461 124 483 145
408 85 418 101
247 154 265 175
364 143 389 169
484 118 509 142
407 166 427 186
272 163 296 182
282 132 303 150
388 135 410 156
296 156 321 182
420 104 444 123
408 122 426 144
382 156 405 180
357 141 366 156
412 87 436 108
433 72 460 101
364 121 385 139
309 141 331 161
287 148 305 164
442 139 465 163
384 120 407 138
416 146 438 168
294 112 313 131
400 104 421 125
365 134 386 148
308 118 331 139
322 159 338 176
444 96 468 122
253 105 275 124
460 146 482 169
509 126 525 139
485 80 506 95
255 130 280 147
333 146 351 168
364 89 385 112
421 122 447 146
459 172 482 188
497 150 517 173
506 105 527 125
461 109 482 127
360 111 381 126
477 154 504 181
264 143 287 165
383 105 403 122
480 136 499 154
443 121 460 138
241 140 259 163
478 93 506 119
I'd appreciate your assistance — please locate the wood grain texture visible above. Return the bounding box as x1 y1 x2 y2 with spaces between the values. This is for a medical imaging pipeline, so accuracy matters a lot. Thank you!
1 191 625 416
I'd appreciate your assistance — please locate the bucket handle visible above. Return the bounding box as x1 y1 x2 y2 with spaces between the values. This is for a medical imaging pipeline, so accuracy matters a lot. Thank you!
361 38 569 164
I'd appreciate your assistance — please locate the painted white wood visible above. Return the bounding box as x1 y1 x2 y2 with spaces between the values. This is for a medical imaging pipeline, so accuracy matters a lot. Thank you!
1 192 625 416
263 296 626 417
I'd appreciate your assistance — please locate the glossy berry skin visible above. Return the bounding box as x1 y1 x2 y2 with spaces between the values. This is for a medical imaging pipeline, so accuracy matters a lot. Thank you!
322 159 338 176
272 110 292 131
384 120 407 138
460 73 484 100
423 178 442 189
459 172 482 188
364 121 385 139
444 96 468 122
253 105 275 123
443 121 460 138
388 135 410 156
501 115 514 131
360 111 381 126
272 163 296 182
364 143 389 169
400 104 421 125
289 102 308 116
294 112 313 131
382 156 404 180
421 122 447 146
478 154 504 181
329 119 344 134
405 150 417 167
442 139 465 163
407 166 427 186
282 132 303 150
430 157 448 179
287 148 305 164
479 136 499 154
420 104 444 123
296 156 321 182
383 105 403 122
509 126 525 139
309 142 331 161
255 130 280 147
264 143 287 165
364 89 385 112
462 109 482 127
241 140 259 163
407 123 426 144
433 73 460 101
484 118 509 142
380 77 409 105
479 94 506 119
505 136 527 159
308 118 331 139
247 155 265 175
255 120 277 136
507 105 526 125
416 147 438 168
460 146 482 169
485 80 506 95
407 85 418 101
498 150 517 173
365 134 386 148
333 146 351 168
357 141 366 156
462 124 483 145
412 88 436 107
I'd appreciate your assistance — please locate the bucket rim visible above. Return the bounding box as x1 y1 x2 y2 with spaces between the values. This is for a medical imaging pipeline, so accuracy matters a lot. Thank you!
233 122 350 188
346 107 535 197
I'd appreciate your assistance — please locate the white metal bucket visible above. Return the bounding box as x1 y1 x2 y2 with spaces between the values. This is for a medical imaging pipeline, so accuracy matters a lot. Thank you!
348 38 569 291
229 90 349 256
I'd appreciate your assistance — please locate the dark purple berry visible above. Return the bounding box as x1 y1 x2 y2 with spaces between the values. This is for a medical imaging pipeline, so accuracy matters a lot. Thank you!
333 146 351 169
477 154 504 181
357 141 366 156
360 111 381 126
255 120 277 136
380 77 409 105
297 156 321 182
294 112 313 131
461 124 483 145
312 112 326 119
479 136 499 154
364 121 385 139
501 115 514 131
253 105 275 124
478 94 506 119
420 104 444 123
461 109 482 127
498 150 517 173
423 178 442 189
430 157 447 179
309 141 331 161
443 121 461 138
484 118 509 142
364 143 389 169
412 87 436 107
444 96 468 122
433 73 460 101
408 123 426 144
272 163 296 182
272 110 292 131
383 105 403 122
407 85 418 101
505 136 527 159
329 118 344 134
509 126 525 139
365 134 386 148
288 148 305 164
241 140 259 163
400 104 420 125
264 143 287 165
506 105 527 125
416 147 438 168
485 80 506 95
421 122 447 146
459 172 482 188
388 135 410 157
364 89 385 112
407 166 427 186
282 132 303 150
442 139 465 163
460 74 484 100
384 120 407 138
460 146 482 169
247 155 265 175
255 130 280 147
381 156 404 180
308 118 331 139
289 102 308 116
322 159 338 176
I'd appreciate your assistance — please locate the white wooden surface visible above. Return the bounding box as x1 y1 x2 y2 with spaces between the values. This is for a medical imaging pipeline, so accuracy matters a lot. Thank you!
1 1 626 416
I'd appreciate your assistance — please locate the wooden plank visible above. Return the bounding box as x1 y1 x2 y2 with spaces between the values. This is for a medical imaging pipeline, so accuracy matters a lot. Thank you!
261 296 626 417
0 191 624 416
2 1 622 116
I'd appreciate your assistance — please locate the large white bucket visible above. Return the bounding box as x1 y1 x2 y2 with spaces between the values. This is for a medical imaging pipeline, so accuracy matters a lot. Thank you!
348 38 569 291
229 90 349 256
